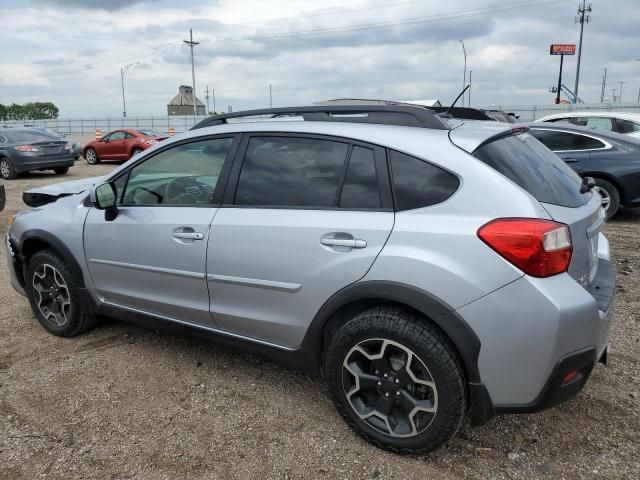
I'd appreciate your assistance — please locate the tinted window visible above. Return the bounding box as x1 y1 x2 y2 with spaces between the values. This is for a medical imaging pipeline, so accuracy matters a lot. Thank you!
548 117 572 124
616 119 640 134
473 132 589 208
4 131 57 143
339 146 380 209
122 137 233 206
530 129 604 151
108 131 126 141
390 151 459 211
235 137 348 207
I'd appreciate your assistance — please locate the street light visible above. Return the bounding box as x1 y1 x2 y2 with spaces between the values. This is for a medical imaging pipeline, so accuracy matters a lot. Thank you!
459 40 467 107
120 62 140 118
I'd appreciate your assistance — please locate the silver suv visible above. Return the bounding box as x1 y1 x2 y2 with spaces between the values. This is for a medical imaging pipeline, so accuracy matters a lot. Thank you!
6 106 615 454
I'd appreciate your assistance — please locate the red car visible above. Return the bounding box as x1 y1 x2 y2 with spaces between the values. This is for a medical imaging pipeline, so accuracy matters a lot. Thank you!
83 129 168 164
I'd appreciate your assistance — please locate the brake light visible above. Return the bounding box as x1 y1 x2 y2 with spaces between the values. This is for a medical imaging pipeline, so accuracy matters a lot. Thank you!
14 145 40 152
477 218 572 277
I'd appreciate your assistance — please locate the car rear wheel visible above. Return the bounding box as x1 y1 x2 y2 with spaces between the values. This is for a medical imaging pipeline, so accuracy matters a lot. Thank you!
26 249 98 337
0 158 17 179
131 147 143 158
324 306 466 454
85 148 100 165
593 178 620 219
54 167 70 175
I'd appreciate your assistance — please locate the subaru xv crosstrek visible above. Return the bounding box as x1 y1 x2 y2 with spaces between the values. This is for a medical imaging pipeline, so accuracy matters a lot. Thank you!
5 106 615 454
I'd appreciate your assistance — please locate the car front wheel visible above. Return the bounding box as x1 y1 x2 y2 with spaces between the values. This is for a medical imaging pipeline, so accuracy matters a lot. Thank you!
85 148 100 165
26 249 98 337
324 306 466 454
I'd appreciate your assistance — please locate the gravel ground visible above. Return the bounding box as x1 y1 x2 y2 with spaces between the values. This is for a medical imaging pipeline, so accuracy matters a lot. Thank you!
1 161 639 479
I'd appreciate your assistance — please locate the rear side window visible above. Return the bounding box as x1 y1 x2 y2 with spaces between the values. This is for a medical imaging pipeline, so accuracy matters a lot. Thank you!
473 133 589 208
616 119 640 134
530 129 604 151
582 117 614 132
390 150 459 211
339 146 380 209
235 137 348 207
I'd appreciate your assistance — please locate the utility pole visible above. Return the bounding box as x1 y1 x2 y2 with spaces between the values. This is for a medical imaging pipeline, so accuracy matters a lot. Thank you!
468 70 472 106
574 1 592 99
600 68 607 103
184 28 199 122
459 40 467 107
205 85 210 114
120 62 139 118
618 81 626 103
212 88 216 114
269 84 272 108
611 88 618 103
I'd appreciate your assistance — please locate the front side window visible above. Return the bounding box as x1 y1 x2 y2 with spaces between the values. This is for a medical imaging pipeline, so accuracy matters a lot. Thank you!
122 137 233 206
547 117 572 124
390 150 459 211
579 117 614 132
235 136 349 207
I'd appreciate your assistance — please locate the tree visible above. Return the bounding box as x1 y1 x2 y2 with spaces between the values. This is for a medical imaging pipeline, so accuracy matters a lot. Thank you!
0 101 59 121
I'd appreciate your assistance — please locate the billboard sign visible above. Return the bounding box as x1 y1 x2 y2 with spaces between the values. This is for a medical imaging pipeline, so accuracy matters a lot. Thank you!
550 44 576 55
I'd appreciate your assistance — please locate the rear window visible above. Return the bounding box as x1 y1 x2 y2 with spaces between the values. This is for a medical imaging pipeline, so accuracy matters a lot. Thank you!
473 132 590 208
5 131 57 144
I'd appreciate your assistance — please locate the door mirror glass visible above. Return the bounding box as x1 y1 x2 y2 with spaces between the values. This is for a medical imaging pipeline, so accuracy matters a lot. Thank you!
103 137 110 143
91 182 117 209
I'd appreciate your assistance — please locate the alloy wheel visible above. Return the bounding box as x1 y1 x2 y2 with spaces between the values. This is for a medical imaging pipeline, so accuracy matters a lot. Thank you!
0 160 11 178
342 338 438 438
85 149 97 164
32 263 71 327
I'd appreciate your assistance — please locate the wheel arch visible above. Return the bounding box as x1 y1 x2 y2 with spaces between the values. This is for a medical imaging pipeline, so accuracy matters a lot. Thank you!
302 281 482 385
20 229 86 288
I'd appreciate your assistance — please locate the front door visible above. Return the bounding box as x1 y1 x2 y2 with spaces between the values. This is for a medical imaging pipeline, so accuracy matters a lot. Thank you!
207 135 395 348
84 135 238 325
101 131 127 159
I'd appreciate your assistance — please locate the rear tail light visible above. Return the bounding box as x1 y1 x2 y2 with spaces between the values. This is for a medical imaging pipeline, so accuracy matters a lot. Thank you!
14 145 40 152
477 218 572 278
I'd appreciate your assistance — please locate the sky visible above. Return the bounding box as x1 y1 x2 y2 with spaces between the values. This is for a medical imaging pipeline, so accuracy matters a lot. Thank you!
1 0 639 117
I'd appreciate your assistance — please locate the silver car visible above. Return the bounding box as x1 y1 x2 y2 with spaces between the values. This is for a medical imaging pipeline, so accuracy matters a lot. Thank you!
5 106 615 454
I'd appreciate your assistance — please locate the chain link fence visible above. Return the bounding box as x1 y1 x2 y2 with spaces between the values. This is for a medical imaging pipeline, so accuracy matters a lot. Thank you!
2 103 640 134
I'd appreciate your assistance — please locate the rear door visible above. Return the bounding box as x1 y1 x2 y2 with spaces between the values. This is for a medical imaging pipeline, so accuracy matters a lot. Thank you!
206 134 394 348
528 128 594 172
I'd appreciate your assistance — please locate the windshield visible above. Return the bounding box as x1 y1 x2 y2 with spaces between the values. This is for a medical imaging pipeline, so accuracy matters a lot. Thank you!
473 132 590 208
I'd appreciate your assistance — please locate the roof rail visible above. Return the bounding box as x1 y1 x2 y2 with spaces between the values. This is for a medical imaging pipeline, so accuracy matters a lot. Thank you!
429 107 496 121
190 105 450 131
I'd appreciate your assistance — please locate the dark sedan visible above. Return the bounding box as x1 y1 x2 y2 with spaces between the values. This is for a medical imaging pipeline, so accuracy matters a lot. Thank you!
528 123 640 218
0 128 75 179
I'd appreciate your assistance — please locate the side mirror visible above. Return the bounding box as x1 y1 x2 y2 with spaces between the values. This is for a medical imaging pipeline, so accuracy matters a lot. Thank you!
90 182 118 220
103 137 110 143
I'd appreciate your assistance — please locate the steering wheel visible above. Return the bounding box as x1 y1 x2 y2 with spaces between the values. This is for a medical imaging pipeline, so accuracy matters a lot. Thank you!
165 176 207 204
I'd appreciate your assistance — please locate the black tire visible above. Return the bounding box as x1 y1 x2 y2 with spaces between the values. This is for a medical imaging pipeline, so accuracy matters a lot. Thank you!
324 306 466 454
131 147 143 158
0 157 17 179
85 148 100 165
54 166 70 175
593 178 620 219
25 249 98 337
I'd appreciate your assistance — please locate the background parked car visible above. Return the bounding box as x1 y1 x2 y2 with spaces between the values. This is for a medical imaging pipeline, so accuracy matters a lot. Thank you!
39 128 82 160
0 183 4 210
528 123 640 218
535 111 640 139
83 128 168 164
0 128 75 179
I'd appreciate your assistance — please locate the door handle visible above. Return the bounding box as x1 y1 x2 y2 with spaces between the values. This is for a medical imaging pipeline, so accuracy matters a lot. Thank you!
563 158 580 163
172 232 204 240
320 238 367 249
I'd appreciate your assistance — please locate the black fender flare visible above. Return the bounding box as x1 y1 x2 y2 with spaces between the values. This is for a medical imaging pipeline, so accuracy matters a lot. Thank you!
301 280 482 384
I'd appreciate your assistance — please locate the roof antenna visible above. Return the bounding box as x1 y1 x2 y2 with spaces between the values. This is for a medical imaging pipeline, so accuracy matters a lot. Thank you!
442 85 470 117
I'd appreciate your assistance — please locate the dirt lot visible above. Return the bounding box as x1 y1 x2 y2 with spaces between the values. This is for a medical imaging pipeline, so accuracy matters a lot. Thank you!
1 161 639 480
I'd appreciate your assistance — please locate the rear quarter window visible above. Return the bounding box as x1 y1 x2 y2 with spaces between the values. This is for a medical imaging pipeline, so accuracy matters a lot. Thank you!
390 150 459 210
473 133 590 208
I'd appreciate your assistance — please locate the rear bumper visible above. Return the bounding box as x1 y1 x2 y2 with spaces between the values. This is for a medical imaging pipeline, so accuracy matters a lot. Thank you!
458 257 616 412
13 155 75 173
